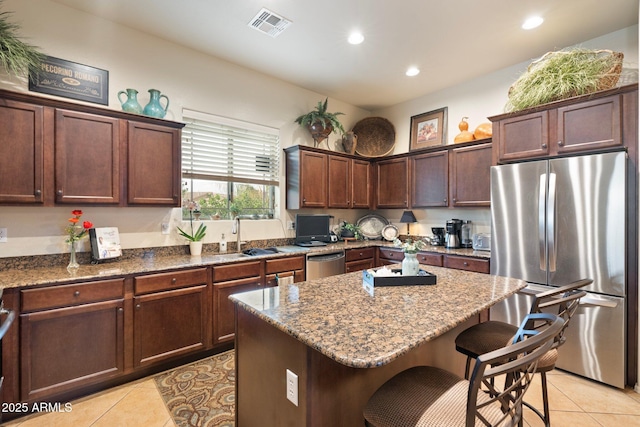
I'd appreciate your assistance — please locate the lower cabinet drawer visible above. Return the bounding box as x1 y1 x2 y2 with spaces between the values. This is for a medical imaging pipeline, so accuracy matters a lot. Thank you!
346 247 375 262
134 268 208 295
265 256 305 274
444 255 490 273
417 252 443 267
21 278 125 312
346 259 374 273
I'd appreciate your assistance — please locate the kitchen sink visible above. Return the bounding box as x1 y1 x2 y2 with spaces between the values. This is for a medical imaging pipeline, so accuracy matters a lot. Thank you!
242 247 280 256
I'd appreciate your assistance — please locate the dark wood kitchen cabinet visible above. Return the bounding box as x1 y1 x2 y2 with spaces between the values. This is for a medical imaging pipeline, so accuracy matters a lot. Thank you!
264 255 305 287
19 278 125 401
213 261 263 344
0 99 44 204
0 88 184 207
375 157 409 208
285 147 327 209
377 247 444 267
127 121 181 206
133 268 210 368
328 155 372 209
491 85 638 163
345 247 375 272
54 109 121 204
411 150 448 207
327 155 350 208
449 142 492 207
443 254 490 273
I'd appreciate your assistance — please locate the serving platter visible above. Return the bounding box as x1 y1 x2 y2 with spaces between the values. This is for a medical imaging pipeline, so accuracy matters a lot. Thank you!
381 224 399 241
356 214 389 240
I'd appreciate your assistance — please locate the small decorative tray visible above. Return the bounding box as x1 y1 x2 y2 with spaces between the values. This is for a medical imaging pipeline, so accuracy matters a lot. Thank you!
362 268 437 296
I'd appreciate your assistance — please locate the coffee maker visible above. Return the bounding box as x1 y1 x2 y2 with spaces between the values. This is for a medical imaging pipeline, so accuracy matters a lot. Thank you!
445 219 462 248
431 227 445 246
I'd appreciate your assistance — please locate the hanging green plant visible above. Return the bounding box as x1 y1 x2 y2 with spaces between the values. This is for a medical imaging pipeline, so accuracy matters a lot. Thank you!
0 2 44 78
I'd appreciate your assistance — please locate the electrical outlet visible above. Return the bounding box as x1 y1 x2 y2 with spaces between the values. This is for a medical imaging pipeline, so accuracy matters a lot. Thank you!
0 228 6 243
161 223 170 235
286 369 298 406
287 221 295 230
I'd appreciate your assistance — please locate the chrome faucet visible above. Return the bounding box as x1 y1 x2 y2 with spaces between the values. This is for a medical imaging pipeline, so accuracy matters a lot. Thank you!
232 216 242 252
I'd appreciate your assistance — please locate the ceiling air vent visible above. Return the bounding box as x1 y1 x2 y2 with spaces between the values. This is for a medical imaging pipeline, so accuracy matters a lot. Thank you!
248 8 292 38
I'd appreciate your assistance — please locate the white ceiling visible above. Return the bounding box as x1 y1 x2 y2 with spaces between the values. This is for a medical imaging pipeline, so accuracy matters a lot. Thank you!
52 0 638 110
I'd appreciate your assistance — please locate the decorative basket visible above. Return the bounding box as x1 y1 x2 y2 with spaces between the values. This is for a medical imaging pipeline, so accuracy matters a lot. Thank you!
352 117 396 157
506 49 624 112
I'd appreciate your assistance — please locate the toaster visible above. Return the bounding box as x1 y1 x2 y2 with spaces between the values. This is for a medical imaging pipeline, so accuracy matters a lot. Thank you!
472 233 491 251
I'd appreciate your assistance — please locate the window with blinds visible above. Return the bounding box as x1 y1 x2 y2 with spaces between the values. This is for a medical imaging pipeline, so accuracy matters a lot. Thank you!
181 109 279 219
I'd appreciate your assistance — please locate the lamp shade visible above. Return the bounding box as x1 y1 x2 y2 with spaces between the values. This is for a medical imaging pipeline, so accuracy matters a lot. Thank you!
400 210 417 224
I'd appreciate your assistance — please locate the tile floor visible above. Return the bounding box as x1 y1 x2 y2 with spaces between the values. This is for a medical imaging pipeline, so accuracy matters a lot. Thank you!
2 367 640 426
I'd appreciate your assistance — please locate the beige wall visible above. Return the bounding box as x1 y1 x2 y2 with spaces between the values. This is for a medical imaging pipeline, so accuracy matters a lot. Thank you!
0 0 636 257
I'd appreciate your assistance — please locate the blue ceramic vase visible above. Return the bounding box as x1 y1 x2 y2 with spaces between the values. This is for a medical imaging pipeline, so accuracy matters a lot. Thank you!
143 89 169 118
117 88 143 114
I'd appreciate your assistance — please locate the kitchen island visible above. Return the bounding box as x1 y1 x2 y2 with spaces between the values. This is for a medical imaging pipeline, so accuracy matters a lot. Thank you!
231 265 526 426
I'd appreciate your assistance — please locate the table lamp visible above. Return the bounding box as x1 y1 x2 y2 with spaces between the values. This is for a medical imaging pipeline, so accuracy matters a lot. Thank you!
400 210 417 236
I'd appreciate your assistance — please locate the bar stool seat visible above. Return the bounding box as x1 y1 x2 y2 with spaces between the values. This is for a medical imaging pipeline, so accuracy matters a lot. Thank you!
454 279 591 427
364 313 564 427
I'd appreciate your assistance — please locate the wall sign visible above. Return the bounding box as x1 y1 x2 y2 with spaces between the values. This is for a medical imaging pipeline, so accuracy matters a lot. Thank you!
29 56 109 105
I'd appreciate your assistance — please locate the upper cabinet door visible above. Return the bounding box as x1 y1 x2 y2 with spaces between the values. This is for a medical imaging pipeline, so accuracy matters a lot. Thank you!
411 150 448 208
327 155 350 208
351 159 372 209
376 157 408 209
556 94 621 155
127 121 181 206
496 111 550 162
450 143 492 207
0 100 44 204
54 109 121 204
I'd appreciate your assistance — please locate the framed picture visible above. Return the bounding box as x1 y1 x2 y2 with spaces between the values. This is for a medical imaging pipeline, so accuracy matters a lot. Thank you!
29 56 109 105
409 107 447 151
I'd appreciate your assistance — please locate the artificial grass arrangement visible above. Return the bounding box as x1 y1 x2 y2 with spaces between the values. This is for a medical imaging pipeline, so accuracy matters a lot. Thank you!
505 49 623 112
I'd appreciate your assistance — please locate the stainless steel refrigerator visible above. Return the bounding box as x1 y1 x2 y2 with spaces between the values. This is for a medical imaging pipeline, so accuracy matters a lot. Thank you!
490 151 626 388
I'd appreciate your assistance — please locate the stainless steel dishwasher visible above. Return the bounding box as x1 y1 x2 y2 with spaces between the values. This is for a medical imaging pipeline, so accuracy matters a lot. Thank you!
306 250 345 280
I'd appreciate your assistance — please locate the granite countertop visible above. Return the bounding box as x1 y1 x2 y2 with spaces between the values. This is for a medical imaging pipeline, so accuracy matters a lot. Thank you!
230 265 524 369
0 240 489 290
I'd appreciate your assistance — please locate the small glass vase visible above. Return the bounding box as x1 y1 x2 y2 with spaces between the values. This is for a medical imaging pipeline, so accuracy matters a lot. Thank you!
402 252 419 276
67 241 80 273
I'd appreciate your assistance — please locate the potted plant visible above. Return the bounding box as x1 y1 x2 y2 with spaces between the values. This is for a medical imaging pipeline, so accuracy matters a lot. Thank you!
294 98 346 147
179 200 207 255
339 221 361 240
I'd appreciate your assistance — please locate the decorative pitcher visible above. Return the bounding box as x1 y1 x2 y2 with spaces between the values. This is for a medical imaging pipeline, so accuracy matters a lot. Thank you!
143 89 169 118
117 88 143 114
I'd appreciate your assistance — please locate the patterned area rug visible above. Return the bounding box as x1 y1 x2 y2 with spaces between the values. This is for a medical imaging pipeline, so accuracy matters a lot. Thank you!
154 350 235 427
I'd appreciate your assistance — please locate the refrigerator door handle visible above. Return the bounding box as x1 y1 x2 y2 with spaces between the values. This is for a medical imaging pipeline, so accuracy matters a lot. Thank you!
538 174 547 270
547 172 557 272
579 297 618 308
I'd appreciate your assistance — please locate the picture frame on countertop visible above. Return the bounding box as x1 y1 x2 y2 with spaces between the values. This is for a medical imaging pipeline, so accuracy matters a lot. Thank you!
410 107 447 151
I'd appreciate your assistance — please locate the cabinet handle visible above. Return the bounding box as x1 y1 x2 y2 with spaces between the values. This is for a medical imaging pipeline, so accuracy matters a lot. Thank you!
118 307 124 313
74 291 80 297
136 304 141 310
57 189 63 196
542 143 548 149
302 198 306 202
171 278 177 283
557 140 564 146
452 198 457 203
463 262 469 266
443 198 447 203
34 189 41 196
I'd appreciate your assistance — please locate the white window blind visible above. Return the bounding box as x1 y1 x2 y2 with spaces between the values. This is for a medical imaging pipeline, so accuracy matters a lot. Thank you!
181 109 280 186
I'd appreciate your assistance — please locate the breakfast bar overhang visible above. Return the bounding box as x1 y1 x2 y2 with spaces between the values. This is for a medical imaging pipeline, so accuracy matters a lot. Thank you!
231 266 526 426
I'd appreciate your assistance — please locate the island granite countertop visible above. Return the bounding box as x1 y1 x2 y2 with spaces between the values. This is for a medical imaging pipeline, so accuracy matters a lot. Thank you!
0 240 488 290
230 265 524 369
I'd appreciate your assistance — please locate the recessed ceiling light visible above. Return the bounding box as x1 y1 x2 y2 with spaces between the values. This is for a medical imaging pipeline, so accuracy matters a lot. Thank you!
348 32 364 45
406 67 420 77
522 16 543 30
